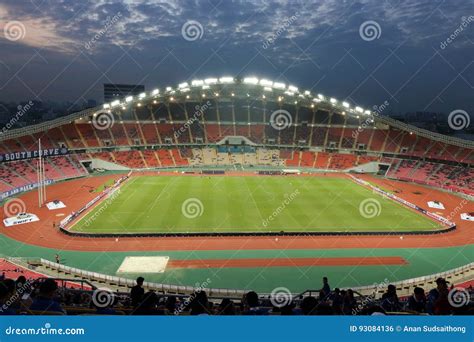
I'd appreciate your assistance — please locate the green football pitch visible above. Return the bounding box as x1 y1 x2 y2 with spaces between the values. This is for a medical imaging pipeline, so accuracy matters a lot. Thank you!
71 176 441 234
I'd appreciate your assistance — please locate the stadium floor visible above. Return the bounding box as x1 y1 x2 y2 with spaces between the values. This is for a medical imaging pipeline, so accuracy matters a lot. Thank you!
0 173 472 292
71 175 440 234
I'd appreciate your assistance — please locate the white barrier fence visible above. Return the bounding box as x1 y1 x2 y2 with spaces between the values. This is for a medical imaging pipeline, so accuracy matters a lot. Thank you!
12 257 473 298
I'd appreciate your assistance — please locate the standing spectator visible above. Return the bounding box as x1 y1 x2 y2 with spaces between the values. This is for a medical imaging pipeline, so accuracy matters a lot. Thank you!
130 277 145 307
55 254 60 264
381 285 401 312
320 277 331 299
406 287 427 313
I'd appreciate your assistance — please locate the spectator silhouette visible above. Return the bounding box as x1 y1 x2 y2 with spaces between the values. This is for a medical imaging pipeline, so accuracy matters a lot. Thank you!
132 291 163 315
406 287 426 313
217 298 235 315
130 277 145 307
242 291 269 315
29 279 65 314
381 285 401 312
190 291 210 315
300 296 318 315
0 280 16 315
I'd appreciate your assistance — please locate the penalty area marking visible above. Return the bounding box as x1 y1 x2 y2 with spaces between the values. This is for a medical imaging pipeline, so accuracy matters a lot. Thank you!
117 256 169 274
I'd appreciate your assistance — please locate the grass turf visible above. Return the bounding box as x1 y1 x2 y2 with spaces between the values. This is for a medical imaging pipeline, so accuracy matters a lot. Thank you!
71 175 441 234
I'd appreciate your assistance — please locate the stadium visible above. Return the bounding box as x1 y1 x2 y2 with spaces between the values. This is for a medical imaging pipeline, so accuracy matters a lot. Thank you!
0 76 472 315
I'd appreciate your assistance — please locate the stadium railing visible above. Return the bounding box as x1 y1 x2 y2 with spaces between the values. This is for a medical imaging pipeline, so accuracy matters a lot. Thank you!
14 257 473 299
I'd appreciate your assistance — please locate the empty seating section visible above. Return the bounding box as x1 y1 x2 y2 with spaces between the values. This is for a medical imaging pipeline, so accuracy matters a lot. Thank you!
340 129 355 149
61 124 84 148
219 125 235 140
141 150 160 168
388 160 473 194
174 124 191 143
410 162 438 181
17 135 38 150
300 151 315 167
205 124 220 142
52 156 85 178
172 149 188 166
110 124 129 146
411 137 431 157
249 125 264 143
328 154 357 169
77 124 99 147
399 133 417 154
295 125 310 144
327 128 342 148
141 124 160 144
384 130 402 153
0 156 87 194
125 124 142 144
314 152 330 169
392 160 417 178
157 150 174 166
235 125 249 137
88 152 115 163
112 151 145 168
369 130 386 151
285 151 299 166
357 155 379 165
310 126 327 147
354 129 371 149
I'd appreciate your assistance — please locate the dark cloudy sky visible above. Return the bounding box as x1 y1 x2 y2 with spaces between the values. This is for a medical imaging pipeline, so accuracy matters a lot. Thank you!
0 0 473 115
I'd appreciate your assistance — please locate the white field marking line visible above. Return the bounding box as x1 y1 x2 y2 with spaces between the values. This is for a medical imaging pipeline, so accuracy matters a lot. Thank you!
242 178 267 227
350 177 445 230
127 176 180 227
67 176 136 232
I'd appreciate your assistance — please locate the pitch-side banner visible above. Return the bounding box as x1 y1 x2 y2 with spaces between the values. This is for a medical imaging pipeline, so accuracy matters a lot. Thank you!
0 147 69 163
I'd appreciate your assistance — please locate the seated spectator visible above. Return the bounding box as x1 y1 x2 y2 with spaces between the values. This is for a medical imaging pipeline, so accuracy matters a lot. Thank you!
242 291 269 315
217 298 235 315
164 296 177 314
342 289 356 315
190 291 210 315
0 280 16 315
406 287 427 313
29 279 65 314
130 277 145 307
132 291 163 315
300 296 318 315
331 288 343 314
427 278 450 315
316 302 334 315
381 285 401 312
360 305 386 316
279 302 296 315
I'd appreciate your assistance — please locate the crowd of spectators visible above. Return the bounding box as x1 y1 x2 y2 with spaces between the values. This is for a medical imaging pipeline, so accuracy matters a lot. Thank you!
0 274 472 316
